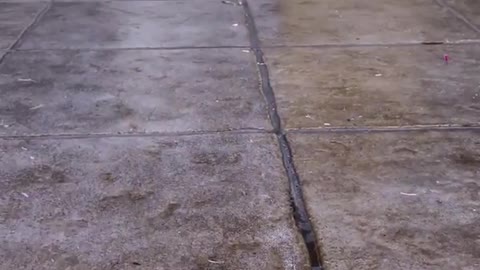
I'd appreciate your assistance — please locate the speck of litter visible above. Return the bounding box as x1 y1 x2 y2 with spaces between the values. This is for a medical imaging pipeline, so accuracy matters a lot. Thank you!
232 23 239 27
323 123 331 126
208 260 224 264
17 78 36 82
29 156 35 160
305 114 314 120
375 73 383 77
30 104 44 110
21 147 28 151
21 192 29 198
400 192 417 196
242 49 250 53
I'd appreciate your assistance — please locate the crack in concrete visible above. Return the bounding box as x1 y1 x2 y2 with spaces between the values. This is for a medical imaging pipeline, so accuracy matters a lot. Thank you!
434 0 480 34
0 1 51 64
240 0 323 269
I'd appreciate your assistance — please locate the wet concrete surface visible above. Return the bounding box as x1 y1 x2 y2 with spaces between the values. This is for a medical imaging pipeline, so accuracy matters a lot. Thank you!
265 45 480 129
1 0 480 269
19 1 249 49
251 0 479 46
0 49 267 135
0 134 308 270
289 131 480 269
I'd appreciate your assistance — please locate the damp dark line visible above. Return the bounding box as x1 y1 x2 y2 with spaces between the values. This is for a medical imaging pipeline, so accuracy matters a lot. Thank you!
434 0 480 34
11 2 52 50
0 128 270 141
240 1 323 269
10 45 251 53
8 40 480 54
0 2 51 64
287 125 480 134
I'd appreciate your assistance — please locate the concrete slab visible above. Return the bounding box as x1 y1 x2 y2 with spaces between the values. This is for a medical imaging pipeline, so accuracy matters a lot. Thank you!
0 134 308 270
0 2 45 49
250 0 479 46
0 49 268 135
289 131 480 270
264 45 480 129
19 1 248 49
445 0 480 29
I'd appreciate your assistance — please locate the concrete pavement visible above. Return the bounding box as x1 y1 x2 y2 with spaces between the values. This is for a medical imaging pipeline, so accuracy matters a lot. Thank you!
1 0 479 269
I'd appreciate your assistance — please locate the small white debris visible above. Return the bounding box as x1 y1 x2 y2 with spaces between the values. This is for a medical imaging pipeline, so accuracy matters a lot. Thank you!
21 192 29 198
221 0 236 5
305 114 314 120
242 49 250 53
232 23 239 27
208 259 224 264
375 73 383 77
215 99 219 103
400 192 417 196
29 156 35 160
3 124 9 128
30 104 44 110
21 147 27 151
257 62 265 65
473 209 477 212
323 123 331 126
17 78 35 82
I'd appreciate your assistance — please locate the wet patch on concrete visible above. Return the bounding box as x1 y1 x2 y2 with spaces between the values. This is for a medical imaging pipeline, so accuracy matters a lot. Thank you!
289 131 480 270
250 0 479 46
264 45 480 129
0 49 268 135
18 1 249 49
0 134 309 270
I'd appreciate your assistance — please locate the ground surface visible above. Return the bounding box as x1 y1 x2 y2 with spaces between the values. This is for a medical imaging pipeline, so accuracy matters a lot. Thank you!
0 0 479 269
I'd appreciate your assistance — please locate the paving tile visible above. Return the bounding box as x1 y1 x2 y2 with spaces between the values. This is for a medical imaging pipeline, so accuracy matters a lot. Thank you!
0 49 268 135
289 131 480 270
264 45 480 129
445 0 480 29
0 2 45 49
19 1 248 49
250 0 479 46
0 134 308 270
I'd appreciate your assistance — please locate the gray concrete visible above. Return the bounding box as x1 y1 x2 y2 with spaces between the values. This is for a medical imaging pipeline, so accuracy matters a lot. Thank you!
0 49 268 135
2 0 480 269
251 0 479 46
0 134 308 269
265 45 480 129
0 2 44 49
19 1 249 49
289 131 480 269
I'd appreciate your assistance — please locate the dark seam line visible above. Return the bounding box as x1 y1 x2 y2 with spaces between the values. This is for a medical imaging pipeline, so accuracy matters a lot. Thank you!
240 1 323 269
434 0 480 34
0 2 51 64
10 45 251 52
0 128 271 141
287 125 480 134
8 40 480 54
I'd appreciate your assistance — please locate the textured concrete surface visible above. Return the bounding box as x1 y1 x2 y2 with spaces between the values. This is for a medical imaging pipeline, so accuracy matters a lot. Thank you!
289 131 480 270
265 45 480 129
0 2 44 49
19 1 249 49
0 49 267 135
0 134 308 270
1 0 480 269
250 0 479 46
